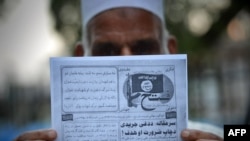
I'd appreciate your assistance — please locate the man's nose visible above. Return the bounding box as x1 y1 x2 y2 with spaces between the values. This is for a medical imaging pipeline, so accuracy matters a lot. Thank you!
121 46 132 56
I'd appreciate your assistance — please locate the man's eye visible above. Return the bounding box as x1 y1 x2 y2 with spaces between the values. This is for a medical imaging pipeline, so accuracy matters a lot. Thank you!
92 43 120 56
132 40 160 55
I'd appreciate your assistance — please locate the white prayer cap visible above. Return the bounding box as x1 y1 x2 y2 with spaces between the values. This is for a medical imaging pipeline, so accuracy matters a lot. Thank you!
81 0 164 27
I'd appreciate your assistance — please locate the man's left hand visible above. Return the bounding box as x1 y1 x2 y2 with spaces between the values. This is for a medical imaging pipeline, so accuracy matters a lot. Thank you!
181 129 223 141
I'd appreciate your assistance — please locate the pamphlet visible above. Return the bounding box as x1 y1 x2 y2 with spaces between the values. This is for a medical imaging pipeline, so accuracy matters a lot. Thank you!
50 54 188 141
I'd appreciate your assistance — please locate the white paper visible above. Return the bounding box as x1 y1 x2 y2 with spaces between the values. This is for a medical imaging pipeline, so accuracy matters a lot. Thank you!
50 54 188 141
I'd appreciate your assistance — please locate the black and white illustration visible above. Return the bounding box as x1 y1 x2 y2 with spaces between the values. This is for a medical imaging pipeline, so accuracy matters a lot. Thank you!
119 66 175 112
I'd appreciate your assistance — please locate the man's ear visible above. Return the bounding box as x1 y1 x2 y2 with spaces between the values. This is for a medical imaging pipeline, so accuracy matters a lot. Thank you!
73 42 84 56
166 36 178 54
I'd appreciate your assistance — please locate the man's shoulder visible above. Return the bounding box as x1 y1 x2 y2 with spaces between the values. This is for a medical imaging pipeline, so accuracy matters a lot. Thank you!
188 120 223 137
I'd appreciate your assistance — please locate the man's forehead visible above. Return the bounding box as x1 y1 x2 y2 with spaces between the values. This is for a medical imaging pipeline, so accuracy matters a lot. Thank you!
85 7 163 53
88 8 161 28
87 8 162 37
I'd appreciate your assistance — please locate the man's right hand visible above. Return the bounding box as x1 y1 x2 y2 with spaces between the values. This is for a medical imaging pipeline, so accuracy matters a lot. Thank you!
14 129 57 141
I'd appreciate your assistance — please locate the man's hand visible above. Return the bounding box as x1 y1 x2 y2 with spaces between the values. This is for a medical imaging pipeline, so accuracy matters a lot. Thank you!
181 129 223 141
14 129 57 141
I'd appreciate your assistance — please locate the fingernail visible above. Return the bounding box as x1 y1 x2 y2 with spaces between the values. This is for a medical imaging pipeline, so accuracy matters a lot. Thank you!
48 130 56 139
182 130 190 137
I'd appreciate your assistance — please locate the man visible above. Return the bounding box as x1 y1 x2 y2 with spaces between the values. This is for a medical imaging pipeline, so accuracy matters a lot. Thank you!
15 0 223 141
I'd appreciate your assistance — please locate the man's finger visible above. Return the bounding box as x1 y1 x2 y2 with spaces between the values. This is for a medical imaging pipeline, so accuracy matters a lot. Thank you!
14 129 57 141
181 129 223 141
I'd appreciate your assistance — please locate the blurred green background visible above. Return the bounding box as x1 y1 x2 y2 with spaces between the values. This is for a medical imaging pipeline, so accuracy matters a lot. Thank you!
0 0 250 140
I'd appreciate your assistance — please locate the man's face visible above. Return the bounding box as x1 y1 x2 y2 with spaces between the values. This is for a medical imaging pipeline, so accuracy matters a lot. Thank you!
87 8 164 56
